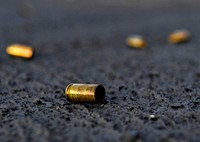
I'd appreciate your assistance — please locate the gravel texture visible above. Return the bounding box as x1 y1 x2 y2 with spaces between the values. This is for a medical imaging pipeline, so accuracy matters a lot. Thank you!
0 1 200 142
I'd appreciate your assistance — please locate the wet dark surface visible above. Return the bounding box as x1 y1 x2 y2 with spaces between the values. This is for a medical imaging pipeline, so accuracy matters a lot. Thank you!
0 1 200 142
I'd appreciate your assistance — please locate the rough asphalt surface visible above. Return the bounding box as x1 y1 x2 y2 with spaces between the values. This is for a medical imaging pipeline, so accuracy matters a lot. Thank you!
0 1 200 142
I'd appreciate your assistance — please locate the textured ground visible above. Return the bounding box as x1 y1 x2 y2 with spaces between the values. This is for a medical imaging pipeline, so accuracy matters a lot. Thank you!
0 1 200 142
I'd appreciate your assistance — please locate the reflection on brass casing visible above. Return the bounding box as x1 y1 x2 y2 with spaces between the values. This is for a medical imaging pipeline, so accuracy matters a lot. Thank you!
65 84 105 103
6 44 34 58
168 29 190 44
126 35 147 48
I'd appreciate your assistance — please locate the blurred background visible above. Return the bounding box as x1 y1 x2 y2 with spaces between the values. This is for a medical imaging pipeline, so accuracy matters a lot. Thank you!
0 0 200 46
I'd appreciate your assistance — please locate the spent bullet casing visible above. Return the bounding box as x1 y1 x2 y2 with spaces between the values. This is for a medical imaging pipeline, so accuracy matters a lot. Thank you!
6 44 34 58
65 84 105 103
126 35 147 48
168 29 190 44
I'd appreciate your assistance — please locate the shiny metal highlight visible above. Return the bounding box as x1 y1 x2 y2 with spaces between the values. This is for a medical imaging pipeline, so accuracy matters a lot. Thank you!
65 84 105 103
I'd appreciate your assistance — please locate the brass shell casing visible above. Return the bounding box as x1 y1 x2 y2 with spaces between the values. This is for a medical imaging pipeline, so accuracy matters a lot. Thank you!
6 44 34 58
168 29 190 44
65 84 105 103
126 35 147 48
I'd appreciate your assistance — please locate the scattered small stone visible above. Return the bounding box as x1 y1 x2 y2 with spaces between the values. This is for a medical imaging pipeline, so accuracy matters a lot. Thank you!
149 114 158 121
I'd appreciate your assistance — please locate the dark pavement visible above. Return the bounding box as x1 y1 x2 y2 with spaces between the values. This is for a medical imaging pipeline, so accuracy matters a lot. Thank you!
0 1 200 141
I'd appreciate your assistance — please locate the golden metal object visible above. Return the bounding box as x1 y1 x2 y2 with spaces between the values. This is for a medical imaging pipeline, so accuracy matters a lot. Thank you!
6 44 34 58
65 84 105 103
126 35 147 48
168 29 190 44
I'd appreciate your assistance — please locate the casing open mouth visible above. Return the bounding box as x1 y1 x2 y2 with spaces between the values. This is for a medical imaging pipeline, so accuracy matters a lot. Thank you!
95 85 105 103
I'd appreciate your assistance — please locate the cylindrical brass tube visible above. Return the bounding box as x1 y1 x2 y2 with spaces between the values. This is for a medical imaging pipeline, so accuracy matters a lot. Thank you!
6 44 34 58
65 84 105 103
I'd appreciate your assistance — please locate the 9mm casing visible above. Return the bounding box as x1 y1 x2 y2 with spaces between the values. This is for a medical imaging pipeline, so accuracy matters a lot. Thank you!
65 84 105 103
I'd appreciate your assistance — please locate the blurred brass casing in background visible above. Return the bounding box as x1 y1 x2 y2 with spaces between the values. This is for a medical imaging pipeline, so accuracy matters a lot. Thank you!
65 84 105 103
6 44 34 58
126 35 147 48
168 29 190 44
